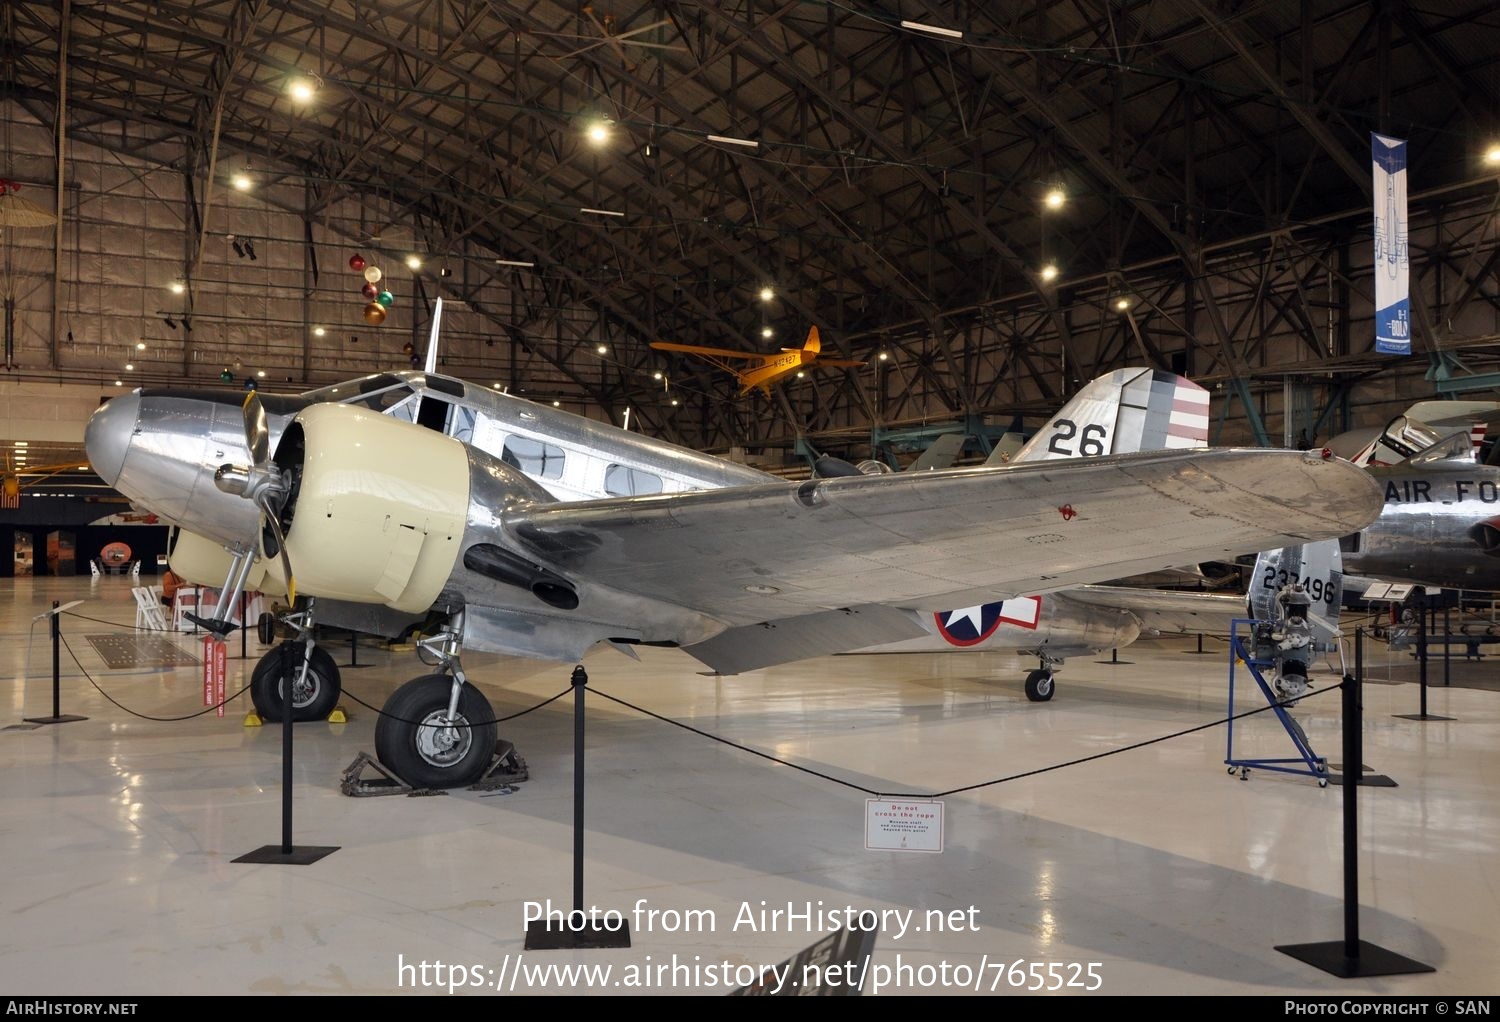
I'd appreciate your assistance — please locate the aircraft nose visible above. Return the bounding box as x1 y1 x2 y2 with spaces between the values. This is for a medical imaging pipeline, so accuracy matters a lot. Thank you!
84 391 142 487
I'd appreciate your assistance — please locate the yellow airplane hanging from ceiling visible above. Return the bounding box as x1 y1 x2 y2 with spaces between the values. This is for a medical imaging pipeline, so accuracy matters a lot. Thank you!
649 325 864 395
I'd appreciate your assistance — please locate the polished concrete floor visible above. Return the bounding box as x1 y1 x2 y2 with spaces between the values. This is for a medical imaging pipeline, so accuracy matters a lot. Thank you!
2 577 1496 995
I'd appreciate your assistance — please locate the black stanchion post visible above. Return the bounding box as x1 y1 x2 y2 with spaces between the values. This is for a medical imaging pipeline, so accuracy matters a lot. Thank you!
525 664 631 950
234 642 338 866
573 664 585 915
343 628 371 669
1443 604 1451 687
239 591 247 660
25 601 87 725
1276 628 1433 978
1396 592 1454 722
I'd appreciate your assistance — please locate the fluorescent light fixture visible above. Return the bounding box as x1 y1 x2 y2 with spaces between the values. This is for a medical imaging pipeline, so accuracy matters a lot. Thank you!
707 134 759 149
901 19 963 39
405 254 422 270
580 207 625 217
1040 263 1059 282
77 465 88 470
13 441 26 447
495 258 535 267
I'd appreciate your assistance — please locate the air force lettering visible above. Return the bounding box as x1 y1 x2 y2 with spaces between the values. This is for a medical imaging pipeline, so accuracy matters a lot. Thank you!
1372 133 1411 356
934 597 1042 646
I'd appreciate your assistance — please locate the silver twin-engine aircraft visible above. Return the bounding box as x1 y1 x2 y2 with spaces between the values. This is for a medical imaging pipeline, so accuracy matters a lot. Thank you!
85 338 1381 786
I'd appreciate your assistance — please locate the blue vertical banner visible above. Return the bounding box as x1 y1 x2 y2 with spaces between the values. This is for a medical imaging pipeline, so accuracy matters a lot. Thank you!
1372 133 1410 355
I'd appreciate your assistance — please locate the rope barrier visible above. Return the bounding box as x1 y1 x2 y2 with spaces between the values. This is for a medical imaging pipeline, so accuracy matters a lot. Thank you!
59 634 251 721
591 681 1345 800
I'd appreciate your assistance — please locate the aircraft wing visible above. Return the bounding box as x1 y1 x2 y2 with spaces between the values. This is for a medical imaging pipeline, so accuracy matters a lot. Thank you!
504 448 1380 629
1064 586 1246 637
649 341 770 360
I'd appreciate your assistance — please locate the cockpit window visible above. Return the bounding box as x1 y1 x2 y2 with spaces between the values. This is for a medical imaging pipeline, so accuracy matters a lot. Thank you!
301 374 414 411
502 436 566 480
604 464 663 496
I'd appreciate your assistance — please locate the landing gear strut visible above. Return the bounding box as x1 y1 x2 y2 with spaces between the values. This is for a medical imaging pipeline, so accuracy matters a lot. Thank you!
374 611 497 789
1023 655 1061 702
249 600 342 722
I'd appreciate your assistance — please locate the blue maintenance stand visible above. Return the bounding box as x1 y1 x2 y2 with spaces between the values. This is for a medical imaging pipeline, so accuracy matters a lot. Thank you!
1225 618 1329 787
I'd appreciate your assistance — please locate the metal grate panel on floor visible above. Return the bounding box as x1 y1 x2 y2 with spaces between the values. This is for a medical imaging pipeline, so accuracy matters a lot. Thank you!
84 634 201 670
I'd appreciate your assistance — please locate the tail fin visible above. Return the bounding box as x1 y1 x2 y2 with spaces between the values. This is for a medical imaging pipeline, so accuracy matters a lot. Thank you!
908 432 965 472
1248 539 1344 648
1010 367 1209 464
801 326 821 356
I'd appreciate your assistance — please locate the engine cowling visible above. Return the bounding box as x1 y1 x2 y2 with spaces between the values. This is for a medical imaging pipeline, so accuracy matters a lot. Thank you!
271 404 471 614
167 528 287 597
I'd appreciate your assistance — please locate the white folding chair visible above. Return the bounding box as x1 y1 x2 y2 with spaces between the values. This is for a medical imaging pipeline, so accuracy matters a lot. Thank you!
133 587 169 631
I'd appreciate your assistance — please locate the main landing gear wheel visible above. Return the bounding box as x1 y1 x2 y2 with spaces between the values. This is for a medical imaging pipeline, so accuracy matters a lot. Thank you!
374 674 497 789
1024 669 1055 702
250 642 341 722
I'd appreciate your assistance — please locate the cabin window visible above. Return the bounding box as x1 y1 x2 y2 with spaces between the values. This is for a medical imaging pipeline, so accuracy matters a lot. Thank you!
604 464 664 496
502 436 566 479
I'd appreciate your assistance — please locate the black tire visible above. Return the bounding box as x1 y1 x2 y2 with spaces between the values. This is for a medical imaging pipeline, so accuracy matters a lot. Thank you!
374 674 496 789
250 642 342 722
1024 669 1055 702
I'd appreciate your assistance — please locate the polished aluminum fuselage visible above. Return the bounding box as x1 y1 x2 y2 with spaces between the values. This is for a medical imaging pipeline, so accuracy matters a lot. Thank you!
87 372 772 550
1345 461 1500 590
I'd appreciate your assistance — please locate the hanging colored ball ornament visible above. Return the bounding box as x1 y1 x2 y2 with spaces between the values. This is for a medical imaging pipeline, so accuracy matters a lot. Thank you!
363 265 382 284
362 301 387 325
349 254 366 272
376 290 394 308
219 368 234 383
361 282 378 299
